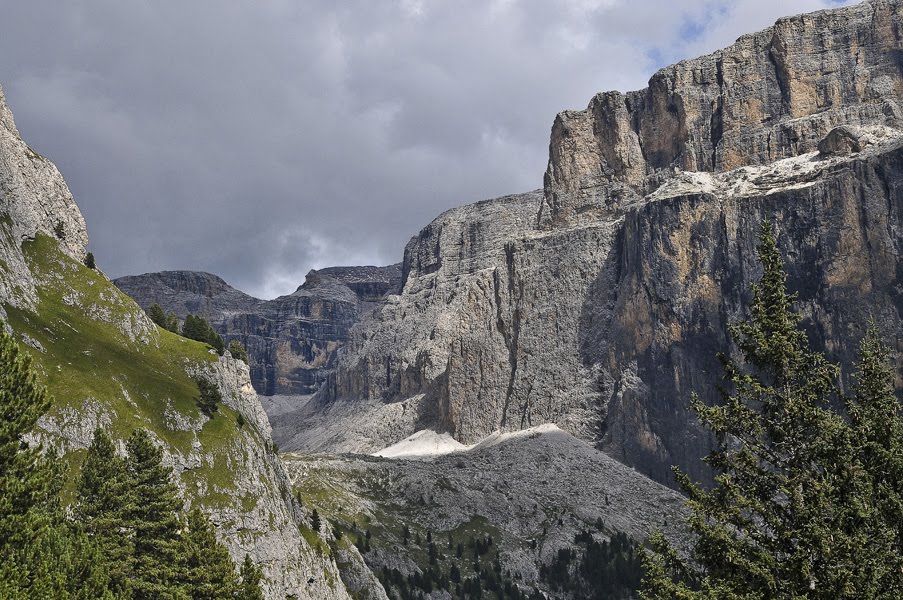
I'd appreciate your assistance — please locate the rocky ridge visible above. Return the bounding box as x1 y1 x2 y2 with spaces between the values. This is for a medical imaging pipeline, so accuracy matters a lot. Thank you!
292 0 903 488
0 82 357 600
115 264 402 397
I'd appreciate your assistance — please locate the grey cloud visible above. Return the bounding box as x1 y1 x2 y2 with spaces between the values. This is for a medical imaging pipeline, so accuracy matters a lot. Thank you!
0 0 853 298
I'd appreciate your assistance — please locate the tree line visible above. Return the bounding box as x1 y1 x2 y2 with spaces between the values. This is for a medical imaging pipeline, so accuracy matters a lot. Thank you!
147 305 247 362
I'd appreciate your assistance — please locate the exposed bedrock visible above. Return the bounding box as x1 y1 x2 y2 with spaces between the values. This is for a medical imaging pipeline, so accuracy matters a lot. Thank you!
308 135 903 487
542 0 903 227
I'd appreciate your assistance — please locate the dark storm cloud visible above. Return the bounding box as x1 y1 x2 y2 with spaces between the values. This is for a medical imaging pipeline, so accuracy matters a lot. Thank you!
0 0 852 298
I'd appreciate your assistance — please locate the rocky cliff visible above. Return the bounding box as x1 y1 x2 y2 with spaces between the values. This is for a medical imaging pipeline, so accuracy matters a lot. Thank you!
115 264 402 396
542 0 903 227
0 82 357 600
291 0 903 488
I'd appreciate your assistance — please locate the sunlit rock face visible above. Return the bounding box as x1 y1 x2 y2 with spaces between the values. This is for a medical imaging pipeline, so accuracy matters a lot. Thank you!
542 0 903 227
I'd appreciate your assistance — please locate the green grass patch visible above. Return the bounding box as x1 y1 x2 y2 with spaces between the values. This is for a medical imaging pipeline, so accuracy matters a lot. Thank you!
5 233 247 509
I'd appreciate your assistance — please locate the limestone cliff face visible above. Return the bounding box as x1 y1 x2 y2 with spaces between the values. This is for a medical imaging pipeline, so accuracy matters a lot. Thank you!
542 0 903 227
0 83 89 311
115 265 402 396
298 0 903 488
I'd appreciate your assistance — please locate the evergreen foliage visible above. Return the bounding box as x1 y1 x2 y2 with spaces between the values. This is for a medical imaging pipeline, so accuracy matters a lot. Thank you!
195 376 222 418
165 311 180 334
147 303 167 329
0 321 52 552
74 428 268 599
228 340 249 364
311 508 321 533
539 530 642 599
182 315 225 355
76 428 134 596
642 222 903 599
178 508 239 599
84 252 96 269
0 324 114 599
238 554 265 600
126 429 185 598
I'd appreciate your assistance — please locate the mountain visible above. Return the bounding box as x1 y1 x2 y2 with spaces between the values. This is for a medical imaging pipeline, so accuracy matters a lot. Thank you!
0 83 362 600
280 0 903 489
114 264 402 396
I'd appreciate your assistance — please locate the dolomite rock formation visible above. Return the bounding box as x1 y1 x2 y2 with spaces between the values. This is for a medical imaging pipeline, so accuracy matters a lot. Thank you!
542 0 903 228
293 0 903 488
115 264 402 396
283 425 688 596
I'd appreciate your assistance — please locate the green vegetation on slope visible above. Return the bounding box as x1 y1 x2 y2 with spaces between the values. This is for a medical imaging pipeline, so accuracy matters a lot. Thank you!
2 233 251 506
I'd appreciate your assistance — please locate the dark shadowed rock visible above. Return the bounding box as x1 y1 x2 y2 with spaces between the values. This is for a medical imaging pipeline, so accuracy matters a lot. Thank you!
114 264 402 396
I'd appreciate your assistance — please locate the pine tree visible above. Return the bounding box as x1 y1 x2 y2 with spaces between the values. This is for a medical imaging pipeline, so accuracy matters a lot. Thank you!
177 508 238 599
76 428 134 596
228 339 249 364
126 429 184 599
0 322 53 561
84 252 96 270
237 554 265 600
839 324 903 595
182 315 225 355
165 312 180 334
311 508 321 533
642 221 862 598
147 304 167 328
0 324 113 598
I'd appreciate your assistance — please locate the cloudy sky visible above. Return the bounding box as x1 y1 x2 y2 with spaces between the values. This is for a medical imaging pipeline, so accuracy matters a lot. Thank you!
0 0 852 298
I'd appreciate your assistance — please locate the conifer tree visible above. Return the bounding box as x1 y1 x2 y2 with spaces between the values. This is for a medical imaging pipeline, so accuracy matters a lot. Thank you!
642 222 903 598
165 312 180 334
126 429 184 599
147 304 167 329
228 339 249 364
177 508 239 599
237 554 265 600
311 508 321 533
76 428 134 596
0 324 53 550
0 325 112 598
839 325 903 594
195 376 222 417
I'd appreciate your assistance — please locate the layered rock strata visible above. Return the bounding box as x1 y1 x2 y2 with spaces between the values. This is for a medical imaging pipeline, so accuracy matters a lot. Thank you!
115 264 402 396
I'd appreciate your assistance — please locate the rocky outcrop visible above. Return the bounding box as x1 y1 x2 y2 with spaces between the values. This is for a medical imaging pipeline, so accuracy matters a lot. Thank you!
541 0 903 227
0 83 88 312
115 265 402 396
295 0 903 488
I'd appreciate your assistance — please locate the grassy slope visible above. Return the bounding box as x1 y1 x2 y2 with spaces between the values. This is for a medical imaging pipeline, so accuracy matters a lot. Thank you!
4 233 247 502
